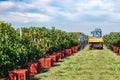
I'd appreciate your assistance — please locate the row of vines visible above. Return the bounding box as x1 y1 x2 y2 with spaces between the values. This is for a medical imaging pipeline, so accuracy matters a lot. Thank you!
103 32 120 48
0 21 88 77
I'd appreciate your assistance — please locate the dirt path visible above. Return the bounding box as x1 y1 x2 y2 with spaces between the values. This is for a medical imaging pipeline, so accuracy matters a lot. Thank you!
31 46 120 80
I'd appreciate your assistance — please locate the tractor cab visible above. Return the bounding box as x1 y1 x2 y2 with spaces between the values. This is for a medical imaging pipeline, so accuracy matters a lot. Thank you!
91 28 102 38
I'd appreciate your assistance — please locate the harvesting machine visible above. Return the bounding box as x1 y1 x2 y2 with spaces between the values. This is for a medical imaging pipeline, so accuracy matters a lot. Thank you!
88 28 103 49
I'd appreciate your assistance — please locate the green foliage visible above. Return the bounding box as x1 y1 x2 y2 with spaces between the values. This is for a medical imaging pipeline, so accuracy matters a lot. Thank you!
0 21 18 77
103 32 120 48
0 21 83 77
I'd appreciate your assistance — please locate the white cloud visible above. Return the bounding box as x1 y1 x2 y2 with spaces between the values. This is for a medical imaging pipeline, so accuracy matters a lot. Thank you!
0 12 52 23
50 0 116 20
0 0 120 23
0 0 53 23
18 0 57 14
76 0 115 11
60 12 77 19
16 3 35 10
108 12 120 21
0 1 15 11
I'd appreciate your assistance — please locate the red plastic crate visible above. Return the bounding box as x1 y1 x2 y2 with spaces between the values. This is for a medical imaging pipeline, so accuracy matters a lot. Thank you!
44 57 52 68
38 57 52 68
0 78 6 80
24 62 38 75
9 69 28 80
47 55 56 65
38 58 45 68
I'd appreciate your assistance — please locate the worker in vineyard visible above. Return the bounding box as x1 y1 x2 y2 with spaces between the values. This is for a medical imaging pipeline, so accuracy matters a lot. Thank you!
79 32 85 50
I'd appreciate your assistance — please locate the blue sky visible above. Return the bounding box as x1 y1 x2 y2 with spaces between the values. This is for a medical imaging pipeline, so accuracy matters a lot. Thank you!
0 0 120 35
